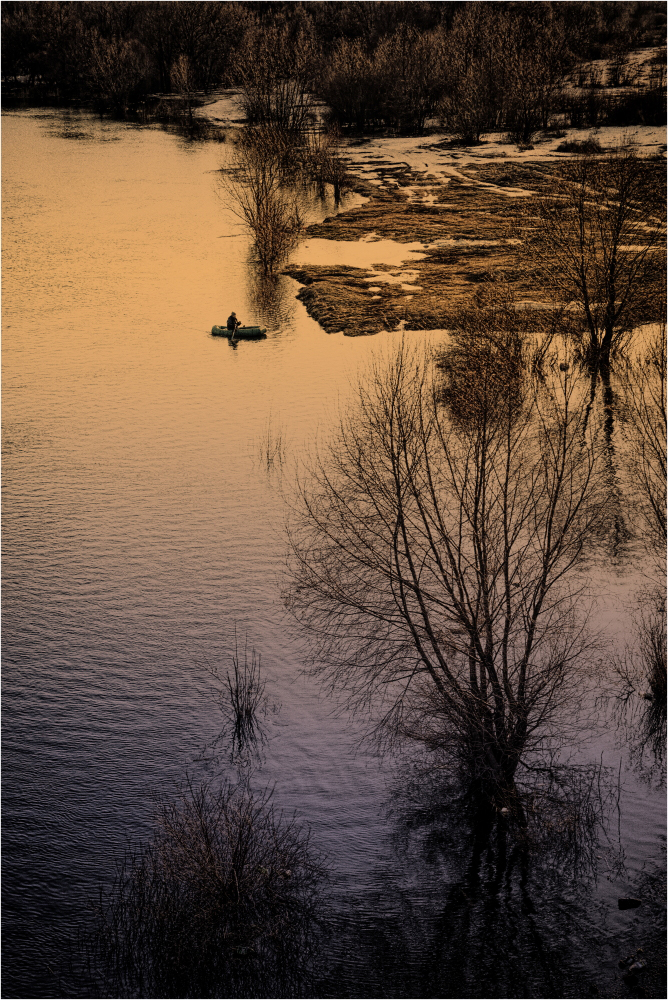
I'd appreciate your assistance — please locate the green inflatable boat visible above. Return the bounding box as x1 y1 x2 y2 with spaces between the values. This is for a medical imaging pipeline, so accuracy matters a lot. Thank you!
211 324 267 340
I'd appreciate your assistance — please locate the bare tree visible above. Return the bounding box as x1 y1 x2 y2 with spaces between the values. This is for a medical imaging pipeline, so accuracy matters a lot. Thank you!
439 64 494 145
503 8 570 142
170 52 195 119
286 335 608 806
86 29 150 108
374 25 447 133
219 126 304 276
517 146 666 366
318 36 392 131
302 126 348 205
238 20 315 132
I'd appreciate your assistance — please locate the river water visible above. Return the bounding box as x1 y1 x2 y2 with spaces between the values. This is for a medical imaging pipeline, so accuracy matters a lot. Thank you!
2 107 665 998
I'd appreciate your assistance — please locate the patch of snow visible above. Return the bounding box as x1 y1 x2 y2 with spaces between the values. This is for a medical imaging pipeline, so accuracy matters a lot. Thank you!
427 238 519 249
195 90 246 123
343 126 666 185
398 186 441 204
515 300 558 311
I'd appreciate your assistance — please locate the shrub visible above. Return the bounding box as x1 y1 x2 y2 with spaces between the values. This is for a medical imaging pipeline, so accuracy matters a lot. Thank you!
83 780 325 998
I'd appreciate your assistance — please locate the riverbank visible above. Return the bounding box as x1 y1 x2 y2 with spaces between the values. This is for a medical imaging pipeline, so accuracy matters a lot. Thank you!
283 126 666 337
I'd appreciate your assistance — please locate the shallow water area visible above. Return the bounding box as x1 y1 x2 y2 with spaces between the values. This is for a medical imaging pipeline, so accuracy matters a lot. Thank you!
294 234 427 269
2 106 666 999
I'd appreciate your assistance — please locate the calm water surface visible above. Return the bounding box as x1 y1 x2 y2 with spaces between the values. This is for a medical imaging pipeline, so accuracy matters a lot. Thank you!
2 108 665 998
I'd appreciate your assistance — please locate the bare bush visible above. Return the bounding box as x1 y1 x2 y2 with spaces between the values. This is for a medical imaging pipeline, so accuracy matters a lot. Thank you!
220 126 304 276
555 136 602 154
286 334 608 806
82 780 324 998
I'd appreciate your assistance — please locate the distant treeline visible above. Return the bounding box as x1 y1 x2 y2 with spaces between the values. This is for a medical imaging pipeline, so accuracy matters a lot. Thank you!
2 1 666 133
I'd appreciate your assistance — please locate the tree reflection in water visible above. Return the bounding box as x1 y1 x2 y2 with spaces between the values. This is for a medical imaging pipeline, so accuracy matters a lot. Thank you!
608 591 667 787
318 766 621 999
246 267 295 333
302 301 665 999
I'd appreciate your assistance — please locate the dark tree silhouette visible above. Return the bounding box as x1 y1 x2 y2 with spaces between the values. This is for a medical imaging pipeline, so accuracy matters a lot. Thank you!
517 147 666 366
286 332 608 804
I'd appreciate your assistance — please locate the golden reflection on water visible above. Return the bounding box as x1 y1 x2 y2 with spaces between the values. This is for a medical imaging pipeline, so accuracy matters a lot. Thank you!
2 107 665 999
2 108 411 891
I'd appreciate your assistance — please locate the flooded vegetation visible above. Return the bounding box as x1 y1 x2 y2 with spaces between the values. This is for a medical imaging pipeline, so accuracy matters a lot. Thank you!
80 780 324 999
287 330 608 806
2 2 666 998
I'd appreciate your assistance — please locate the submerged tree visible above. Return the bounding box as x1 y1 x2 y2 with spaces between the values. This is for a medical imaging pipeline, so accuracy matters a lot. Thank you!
286 334 609 806
220 125 304 276
517 146 666 366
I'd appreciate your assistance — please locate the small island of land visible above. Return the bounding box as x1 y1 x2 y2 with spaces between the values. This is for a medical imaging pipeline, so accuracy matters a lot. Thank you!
283 128 666 337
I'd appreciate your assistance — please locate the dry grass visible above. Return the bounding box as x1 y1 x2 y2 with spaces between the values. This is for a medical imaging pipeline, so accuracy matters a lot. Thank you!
285 154 665 339
284 167 543 335
283 264 401 336
204 634 271 764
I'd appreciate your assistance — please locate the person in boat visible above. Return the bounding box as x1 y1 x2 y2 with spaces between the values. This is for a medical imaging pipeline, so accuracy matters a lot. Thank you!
226 312 241 333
